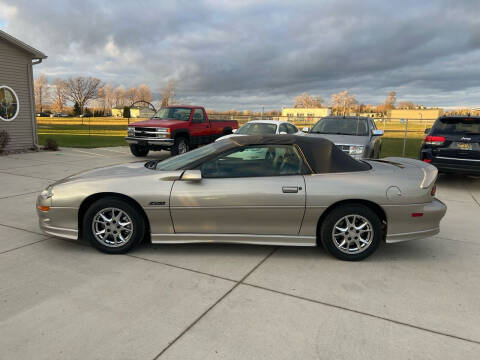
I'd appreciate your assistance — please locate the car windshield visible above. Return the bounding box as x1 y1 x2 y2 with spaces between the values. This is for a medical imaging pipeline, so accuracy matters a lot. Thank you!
236 123 277 135
152 107 192 121
432 117 480 135
154 141 231 171
310 118 369 136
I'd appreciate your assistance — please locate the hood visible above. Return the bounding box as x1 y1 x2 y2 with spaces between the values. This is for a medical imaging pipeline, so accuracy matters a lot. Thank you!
306 133 370 146
53 162 150 186
129 118 189 128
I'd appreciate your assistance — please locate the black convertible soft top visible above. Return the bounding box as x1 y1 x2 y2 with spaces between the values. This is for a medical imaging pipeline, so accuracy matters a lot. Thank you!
226 135 370 173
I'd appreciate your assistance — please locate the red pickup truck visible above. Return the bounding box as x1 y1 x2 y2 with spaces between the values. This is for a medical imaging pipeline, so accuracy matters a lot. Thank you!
125 105 238 156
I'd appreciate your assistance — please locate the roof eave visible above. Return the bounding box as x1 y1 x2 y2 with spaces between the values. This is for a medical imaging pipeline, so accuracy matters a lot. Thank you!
0 29 47 60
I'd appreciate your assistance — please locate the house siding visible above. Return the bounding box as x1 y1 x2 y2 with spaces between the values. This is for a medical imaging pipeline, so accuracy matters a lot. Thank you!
0 39 37 151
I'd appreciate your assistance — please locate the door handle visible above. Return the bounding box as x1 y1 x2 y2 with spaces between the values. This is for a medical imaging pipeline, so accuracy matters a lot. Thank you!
282 186 299 193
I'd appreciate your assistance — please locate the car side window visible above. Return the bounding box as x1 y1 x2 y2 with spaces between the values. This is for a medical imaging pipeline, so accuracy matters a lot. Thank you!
279 124 288 134
199 145 306 178
286 123 298 134
192 109 205 123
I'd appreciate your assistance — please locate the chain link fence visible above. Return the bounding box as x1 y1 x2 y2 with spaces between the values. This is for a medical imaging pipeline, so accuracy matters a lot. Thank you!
37 115 436 157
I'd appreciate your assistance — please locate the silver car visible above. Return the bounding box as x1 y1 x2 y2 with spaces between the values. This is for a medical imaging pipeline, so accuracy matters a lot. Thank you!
216 120 300 142
37 135 446 261
305 116 383 159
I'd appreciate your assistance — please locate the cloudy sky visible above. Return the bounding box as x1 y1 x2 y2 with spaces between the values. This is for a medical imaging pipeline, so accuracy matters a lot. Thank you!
1 0 480 110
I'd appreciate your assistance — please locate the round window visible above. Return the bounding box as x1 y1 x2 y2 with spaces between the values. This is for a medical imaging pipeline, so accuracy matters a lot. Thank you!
0 86 19 121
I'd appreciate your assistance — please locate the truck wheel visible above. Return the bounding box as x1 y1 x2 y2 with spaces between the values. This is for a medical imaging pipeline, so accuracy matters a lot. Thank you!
171 136 189 156
130 144 149 157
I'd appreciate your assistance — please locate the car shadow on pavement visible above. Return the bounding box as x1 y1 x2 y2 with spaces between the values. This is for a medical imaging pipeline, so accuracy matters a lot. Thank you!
52 235 454 263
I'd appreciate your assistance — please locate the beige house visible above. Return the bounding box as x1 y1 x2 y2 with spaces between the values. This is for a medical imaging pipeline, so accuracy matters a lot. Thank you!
112 106 155 118
388 108 444 120
282 107 331 119
0 30 46 152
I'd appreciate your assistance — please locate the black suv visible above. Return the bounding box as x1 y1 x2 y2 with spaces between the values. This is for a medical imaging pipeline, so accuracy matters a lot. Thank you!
420 116 480 174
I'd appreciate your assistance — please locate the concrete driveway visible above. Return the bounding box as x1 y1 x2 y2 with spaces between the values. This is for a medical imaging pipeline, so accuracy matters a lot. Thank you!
1 147 479 359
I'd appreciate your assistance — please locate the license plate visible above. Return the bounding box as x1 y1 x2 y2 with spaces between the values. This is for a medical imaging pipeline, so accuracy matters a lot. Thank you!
457 142 473 150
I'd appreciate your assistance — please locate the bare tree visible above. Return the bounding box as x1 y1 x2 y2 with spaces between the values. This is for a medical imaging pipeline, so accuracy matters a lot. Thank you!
34 74 49 113
112 86 126 107
126 86 139 105
64 77 102 114
97 83 114 114
330 90 358 116
160 80 176 107
384 91 396 110
50 79 67 114
137 84 153 103
293 92 324 108
105 84 115 113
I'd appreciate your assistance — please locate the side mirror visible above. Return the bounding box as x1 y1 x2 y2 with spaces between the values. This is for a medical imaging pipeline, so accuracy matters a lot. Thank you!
232 129 237 133
302 127 309 133
279 131 287 135
372 129 384 136
181 170 202 182
424 128 431 134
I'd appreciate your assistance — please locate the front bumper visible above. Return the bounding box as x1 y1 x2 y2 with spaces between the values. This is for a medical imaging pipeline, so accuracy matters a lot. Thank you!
125 137 174 147
37 194 79 240
38 218 79 240
384 198 447 243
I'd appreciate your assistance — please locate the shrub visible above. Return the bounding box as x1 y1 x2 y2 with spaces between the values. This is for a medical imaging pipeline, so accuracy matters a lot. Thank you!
0 130 10 153
43 138 59 151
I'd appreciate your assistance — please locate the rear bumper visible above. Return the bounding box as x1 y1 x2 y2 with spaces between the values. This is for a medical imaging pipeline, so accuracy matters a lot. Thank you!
384 199 447 243
420 149 480 174
125 137 174 147
431 157 480 175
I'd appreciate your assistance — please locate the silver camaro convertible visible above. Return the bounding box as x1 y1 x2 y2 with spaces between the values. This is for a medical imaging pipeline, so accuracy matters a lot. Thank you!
37 135 447 261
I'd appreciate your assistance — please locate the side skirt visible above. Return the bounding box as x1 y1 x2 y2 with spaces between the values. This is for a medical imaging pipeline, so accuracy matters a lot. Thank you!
151 233 317 247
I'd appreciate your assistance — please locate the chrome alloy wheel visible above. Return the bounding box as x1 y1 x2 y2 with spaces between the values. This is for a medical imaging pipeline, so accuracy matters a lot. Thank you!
178 139 188 154
332 214 373 254
92 207 133 247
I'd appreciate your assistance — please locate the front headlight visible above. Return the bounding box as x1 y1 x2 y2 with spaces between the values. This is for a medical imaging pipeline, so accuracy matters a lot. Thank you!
40 185 54 200
349 145 365 155
156 128 171 138
127 127 135 136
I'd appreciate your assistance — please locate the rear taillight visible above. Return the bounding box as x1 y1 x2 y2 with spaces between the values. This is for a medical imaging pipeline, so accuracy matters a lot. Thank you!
425 135 445 146
423 159 432 163
431 184 437 196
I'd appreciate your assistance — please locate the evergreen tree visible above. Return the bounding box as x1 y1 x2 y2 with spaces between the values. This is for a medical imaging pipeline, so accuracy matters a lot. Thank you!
73 102 81 116
123 106 131 118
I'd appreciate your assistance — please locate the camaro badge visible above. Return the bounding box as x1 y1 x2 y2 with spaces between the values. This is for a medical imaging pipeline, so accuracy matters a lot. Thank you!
149 201 166 206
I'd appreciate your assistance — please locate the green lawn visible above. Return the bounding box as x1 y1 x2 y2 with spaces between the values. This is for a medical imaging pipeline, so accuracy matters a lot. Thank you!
381 138 423 159
38 134 128 148
38 133 423 158
38 124 127 131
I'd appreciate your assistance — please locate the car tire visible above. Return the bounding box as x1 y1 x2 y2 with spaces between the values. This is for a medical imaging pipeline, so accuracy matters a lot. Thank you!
83 197 145 254
171 136 189 156
320 204 382 261
130 144 149 157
